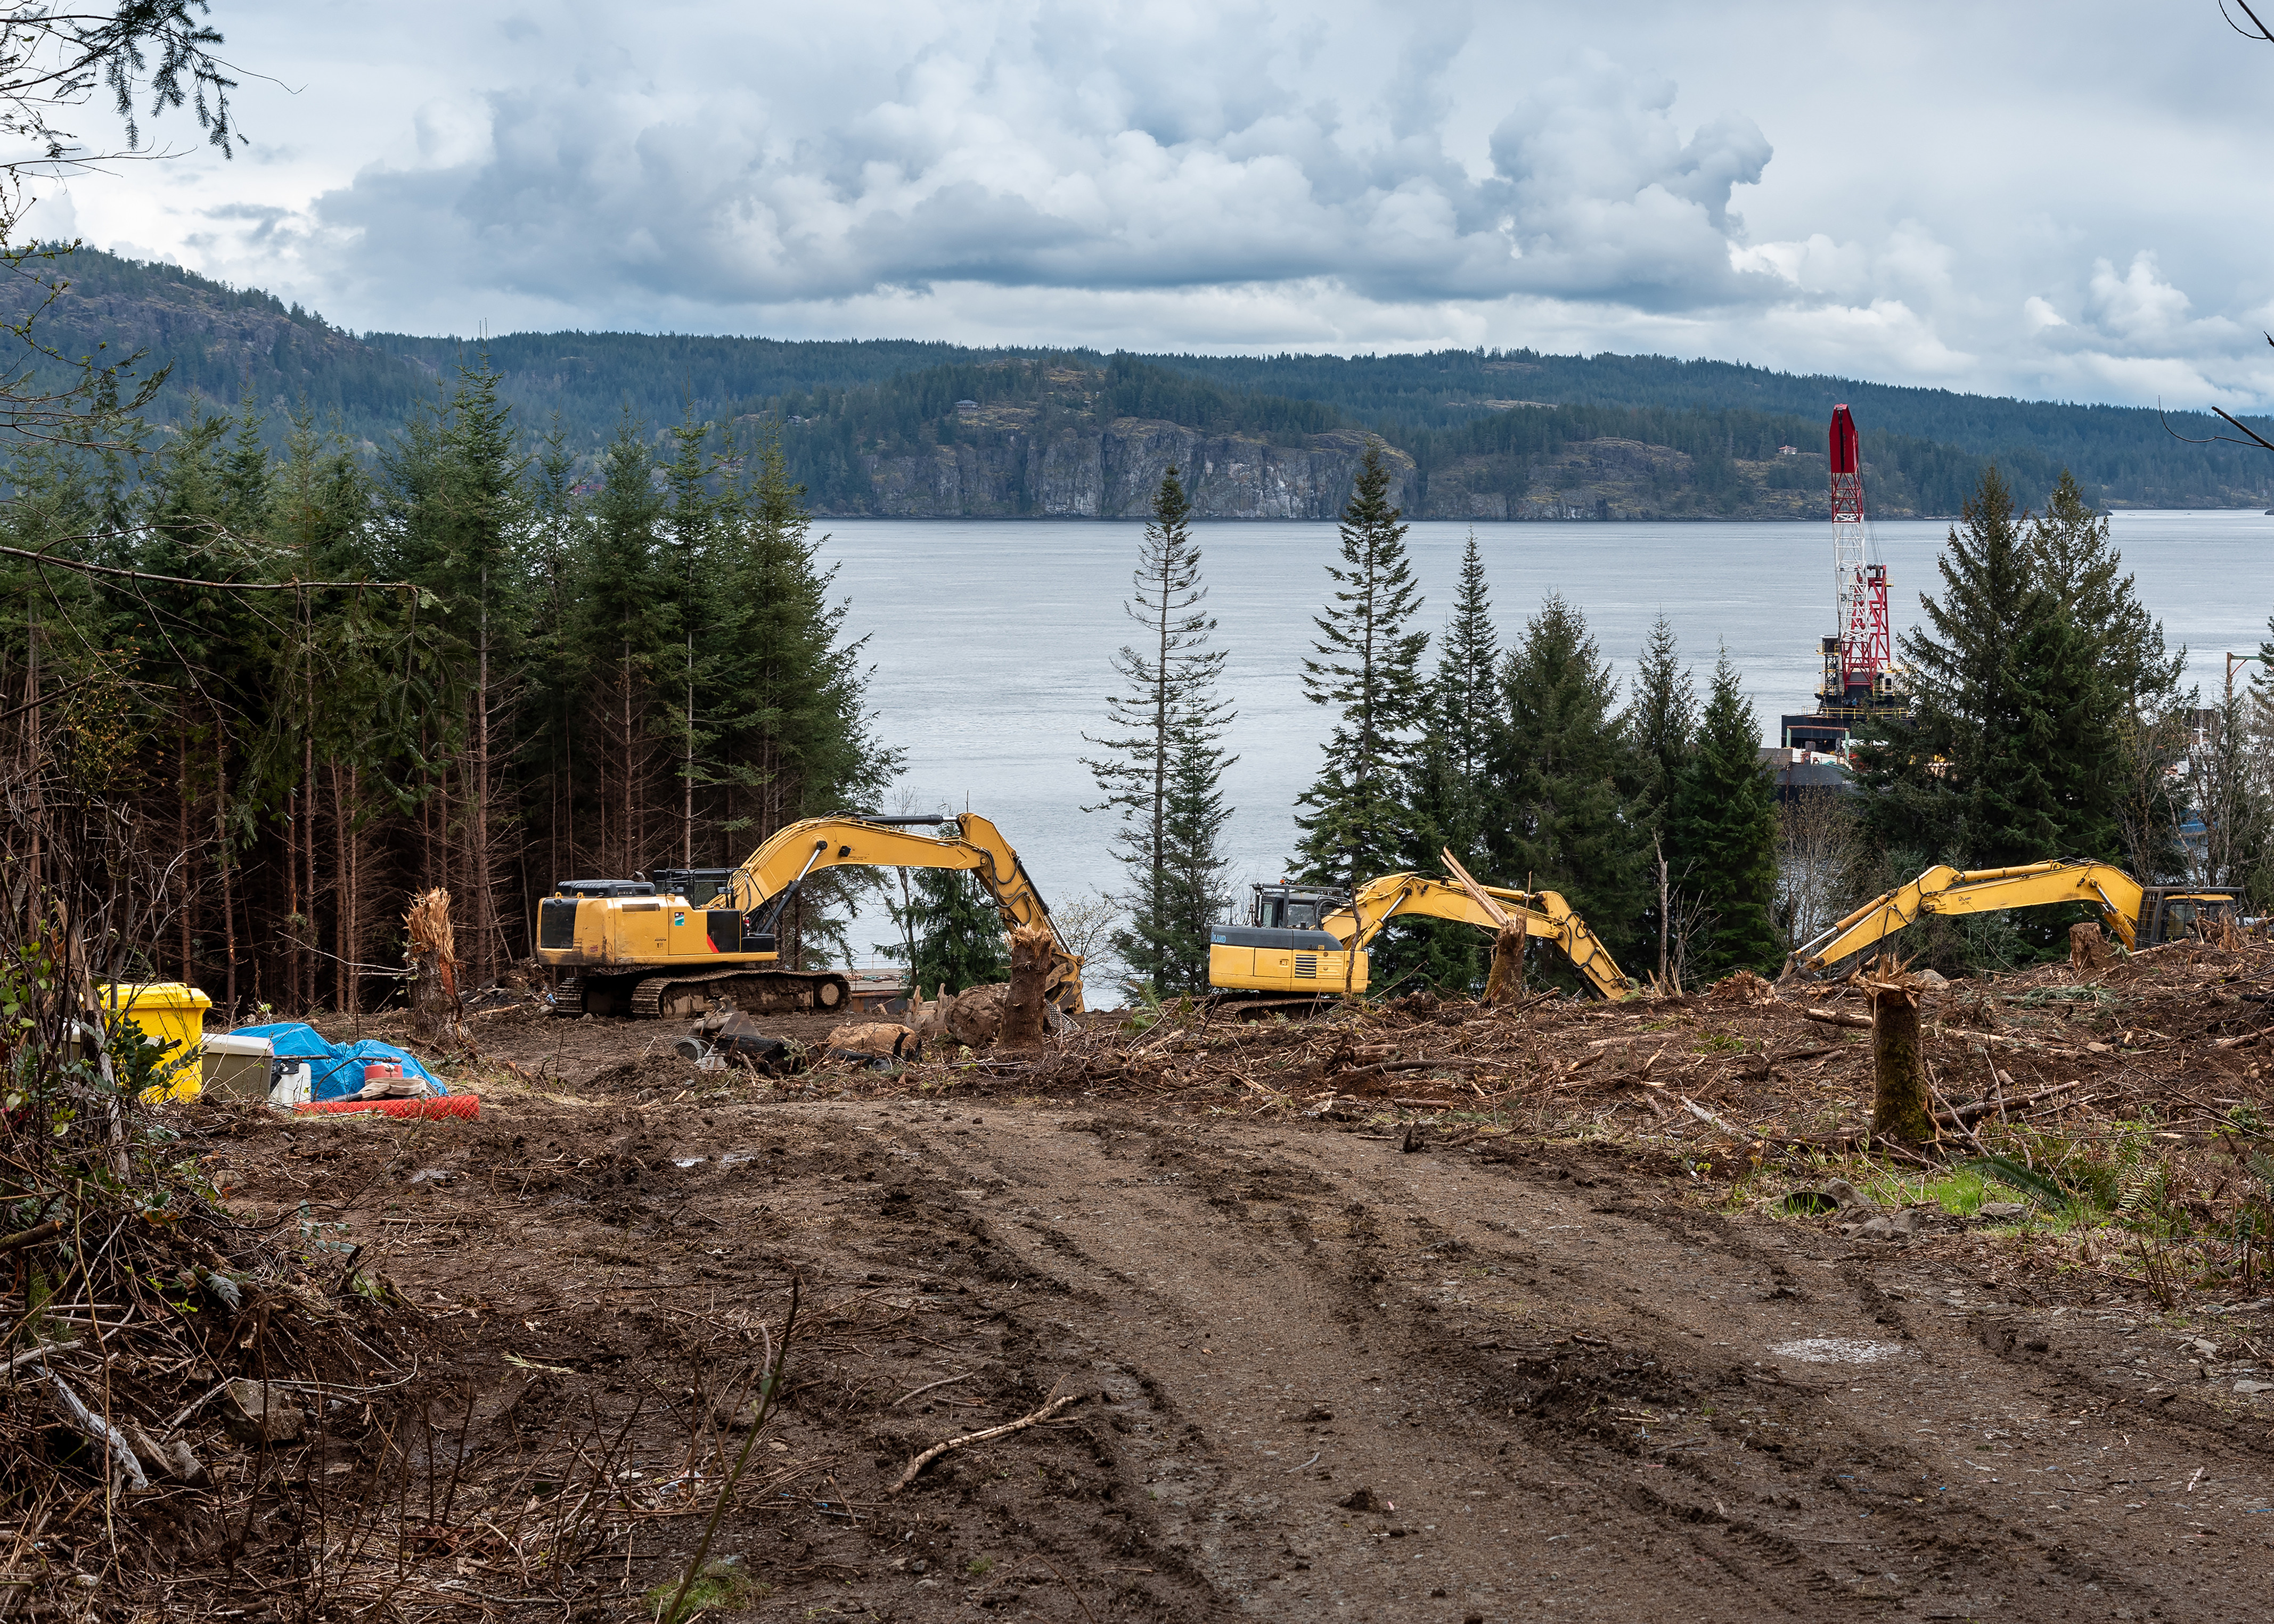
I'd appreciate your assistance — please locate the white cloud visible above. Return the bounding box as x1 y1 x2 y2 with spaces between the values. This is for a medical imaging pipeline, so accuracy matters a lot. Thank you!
51 0 2274 409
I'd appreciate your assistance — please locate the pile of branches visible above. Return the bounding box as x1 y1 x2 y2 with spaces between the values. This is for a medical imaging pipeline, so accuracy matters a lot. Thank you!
0 906 424 1613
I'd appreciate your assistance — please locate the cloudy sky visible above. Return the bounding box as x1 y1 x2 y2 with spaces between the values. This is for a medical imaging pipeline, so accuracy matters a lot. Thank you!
32 0 2274 406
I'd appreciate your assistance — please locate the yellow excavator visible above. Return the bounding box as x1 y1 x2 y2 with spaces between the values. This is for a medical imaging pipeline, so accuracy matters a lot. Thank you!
1207 865 1633 1013
1787 859 2243 978
536 813 1082 1019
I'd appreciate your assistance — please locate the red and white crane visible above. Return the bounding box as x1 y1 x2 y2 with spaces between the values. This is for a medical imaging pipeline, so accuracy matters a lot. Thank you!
1825 404 1891 708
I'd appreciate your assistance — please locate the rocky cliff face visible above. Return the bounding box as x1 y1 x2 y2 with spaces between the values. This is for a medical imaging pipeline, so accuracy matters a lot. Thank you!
839 421 1413 519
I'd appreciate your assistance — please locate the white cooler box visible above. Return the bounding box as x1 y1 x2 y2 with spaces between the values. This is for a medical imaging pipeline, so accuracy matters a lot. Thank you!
201 1032 277 1100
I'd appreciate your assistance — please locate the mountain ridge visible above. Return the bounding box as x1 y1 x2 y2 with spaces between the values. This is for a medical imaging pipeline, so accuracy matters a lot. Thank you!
6 246 2269 516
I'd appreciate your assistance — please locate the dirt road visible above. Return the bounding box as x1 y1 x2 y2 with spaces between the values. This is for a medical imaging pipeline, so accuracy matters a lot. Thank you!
862 1101 2272 1620
216 1076 2274 1621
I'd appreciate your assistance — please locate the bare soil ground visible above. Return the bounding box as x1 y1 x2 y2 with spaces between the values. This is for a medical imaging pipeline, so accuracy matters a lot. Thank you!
159 946 2274 1622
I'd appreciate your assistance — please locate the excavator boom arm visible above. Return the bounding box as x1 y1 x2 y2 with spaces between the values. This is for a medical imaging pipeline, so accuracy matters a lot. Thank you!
726 815 1084 1008
1324 874 1632 1000
1792 861 2146 973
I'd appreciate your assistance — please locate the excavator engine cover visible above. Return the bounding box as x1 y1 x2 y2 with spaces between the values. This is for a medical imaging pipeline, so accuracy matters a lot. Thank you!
1208 925 1363 994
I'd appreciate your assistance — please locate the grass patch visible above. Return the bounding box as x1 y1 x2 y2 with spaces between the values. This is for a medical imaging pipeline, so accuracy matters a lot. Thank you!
644 1559 759 1622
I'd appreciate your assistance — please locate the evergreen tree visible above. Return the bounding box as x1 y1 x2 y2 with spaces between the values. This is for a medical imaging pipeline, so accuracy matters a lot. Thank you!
1670 653 1781 981
1488 594 1649 969
575 417 669 877
2028 471 2185 707
908 868 1009 997
1623 615 1695 978
661 412 719 870
718 428 895 834
2027 469 2190 880
523 419 588 890
1626 616 1695 829
1294 441 1427 893
1151 705 1236 994
712 430 896 961
1084 465 1236 996
1389 531 1499 991
436 358 526 975
1854 465 2122 872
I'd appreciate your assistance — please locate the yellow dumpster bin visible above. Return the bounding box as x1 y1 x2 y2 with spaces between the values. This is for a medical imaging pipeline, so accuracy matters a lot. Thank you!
99 982 211 1102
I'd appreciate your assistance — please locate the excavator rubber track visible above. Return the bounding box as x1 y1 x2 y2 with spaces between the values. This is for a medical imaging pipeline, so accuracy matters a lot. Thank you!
553 977 584 1018
628 967 850 1020
1205 991 1343 1022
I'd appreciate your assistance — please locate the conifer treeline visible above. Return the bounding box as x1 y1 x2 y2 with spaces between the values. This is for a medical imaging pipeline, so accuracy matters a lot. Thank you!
1 362 892 1018
1095 443 1789 997
1292 441 1778 989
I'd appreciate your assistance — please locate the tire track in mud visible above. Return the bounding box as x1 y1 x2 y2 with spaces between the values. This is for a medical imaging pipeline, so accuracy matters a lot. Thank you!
866 1105 2274 1621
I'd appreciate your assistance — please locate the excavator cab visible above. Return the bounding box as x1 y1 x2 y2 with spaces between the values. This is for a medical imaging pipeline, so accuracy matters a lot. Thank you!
1249 884 1347 932
653 868 736 907
2139 889 2242 947
1209 883 1363 996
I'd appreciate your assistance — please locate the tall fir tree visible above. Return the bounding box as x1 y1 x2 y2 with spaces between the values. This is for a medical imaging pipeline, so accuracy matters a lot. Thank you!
1388 531 1499 991
1488 594 1649 970
436 357 526 978
1853 465 2123 874
661 412 718 872
1083 465 1236 995
1294 441 1427 895
1670 653 1781 982
2027 469 2190 880
711 430 895 964
575 416 669 878
1154 707 1237 993
719 429 891 847
1623 614 1695 979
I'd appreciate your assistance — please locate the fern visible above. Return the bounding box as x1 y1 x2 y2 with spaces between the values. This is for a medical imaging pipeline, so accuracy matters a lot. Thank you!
1968 1154 2074 1212
2116 1163 2164 1217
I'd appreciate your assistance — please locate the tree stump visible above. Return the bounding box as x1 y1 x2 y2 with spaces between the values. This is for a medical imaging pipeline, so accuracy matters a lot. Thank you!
404 888 463 1048
2069 922 2107 972
1000 924 1057 1048
1861 964 1932 1142
1481 925 1525 1005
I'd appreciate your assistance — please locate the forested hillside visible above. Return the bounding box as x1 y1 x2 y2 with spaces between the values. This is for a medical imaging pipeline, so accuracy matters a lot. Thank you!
13 245 2274 513
1152 350 2274 510
759 355 2006 520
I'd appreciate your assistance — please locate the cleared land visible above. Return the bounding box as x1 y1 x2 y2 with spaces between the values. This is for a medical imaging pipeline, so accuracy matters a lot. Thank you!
85 944 2274 1619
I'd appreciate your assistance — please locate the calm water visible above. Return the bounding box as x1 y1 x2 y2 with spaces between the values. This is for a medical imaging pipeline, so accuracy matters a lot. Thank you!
817 510 2272 966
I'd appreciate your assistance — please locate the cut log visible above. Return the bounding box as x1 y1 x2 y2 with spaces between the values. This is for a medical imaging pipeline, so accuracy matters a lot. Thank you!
1861 965 1934 1143
824 1021 919 1060
1000 923 1056 1048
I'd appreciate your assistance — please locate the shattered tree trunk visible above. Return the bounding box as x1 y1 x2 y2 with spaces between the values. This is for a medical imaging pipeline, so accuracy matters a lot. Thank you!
1864 966 1932 1142
2069 922 2107 972
1481 925 1525 1005
1000 924 1056 1048
405 888 464 1049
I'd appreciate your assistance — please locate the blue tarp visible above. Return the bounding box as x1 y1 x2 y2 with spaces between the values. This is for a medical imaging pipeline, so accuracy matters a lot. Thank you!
227 1022 451 1102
